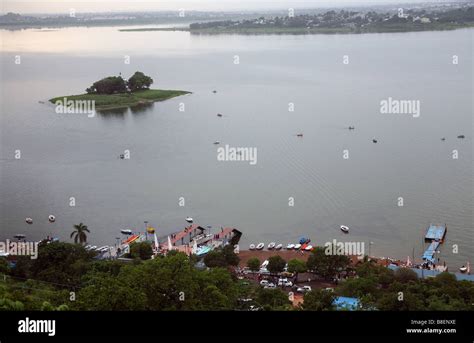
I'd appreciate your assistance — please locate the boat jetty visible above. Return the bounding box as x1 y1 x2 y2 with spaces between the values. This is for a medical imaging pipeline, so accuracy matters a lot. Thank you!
422 224 447 268
103 224 242 260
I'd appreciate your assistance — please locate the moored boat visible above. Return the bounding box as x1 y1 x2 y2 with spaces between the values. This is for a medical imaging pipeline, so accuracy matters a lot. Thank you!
275 244 283 250
249 244 256 250
256 243 264 250
340 225 350 233
268 242 276 250
286 243 295 250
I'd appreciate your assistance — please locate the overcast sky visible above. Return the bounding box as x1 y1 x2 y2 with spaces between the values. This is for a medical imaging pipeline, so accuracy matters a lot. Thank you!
1 0 454 14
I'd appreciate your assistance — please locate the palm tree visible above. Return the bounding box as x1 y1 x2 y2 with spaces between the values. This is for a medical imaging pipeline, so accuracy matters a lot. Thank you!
70 223 90 245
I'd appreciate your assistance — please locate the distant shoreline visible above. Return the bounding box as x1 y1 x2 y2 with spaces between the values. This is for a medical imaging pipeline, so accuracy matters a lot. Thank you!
119 23 474 35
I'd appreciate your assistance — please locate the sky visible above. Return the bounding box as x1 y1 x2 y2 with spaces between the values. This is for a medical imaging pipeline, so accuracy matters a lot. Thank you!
1 0 451 14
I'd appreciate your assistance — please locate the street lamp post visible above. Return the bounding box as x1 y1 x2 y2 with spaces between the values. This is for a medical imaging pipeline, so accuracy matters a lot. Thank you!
144 221 148 240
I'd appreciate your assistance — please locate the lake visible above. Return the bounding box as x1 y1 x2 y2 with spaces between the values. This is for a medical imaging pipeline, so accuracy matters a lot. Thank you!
0 26 472 267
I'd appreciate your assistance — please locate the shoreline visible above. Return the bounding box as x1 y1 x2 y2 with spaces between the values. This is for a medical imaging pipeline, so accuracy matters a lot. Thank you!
49 88 191 111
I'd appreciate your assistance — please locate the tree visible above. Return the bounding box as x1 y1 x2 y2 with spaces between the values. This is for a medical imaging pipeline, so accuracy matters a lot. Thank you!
222 245 240 266
306 247 350 279
86 76 127 94
267 256 286 274
70 223 90 245
127 71 153 92
203 245 239 268
393 268 418 283
302 289 335 311
287 259 307 280
256 288 291 310
203 250 228 268
130 241 153 260
247 257 260 272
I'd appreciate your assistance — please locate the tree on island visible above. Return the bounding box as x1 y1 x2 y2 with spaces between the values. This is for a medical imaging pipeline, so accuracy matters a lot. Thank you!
127 71 153 92
85 71 153 94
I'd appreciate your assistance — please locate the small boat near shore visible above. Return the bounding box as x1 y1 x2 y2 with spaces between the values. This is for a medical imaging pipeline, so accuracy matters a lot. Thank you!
305 245 313 251
294 243 302 250
249 244 256 250
340 225 350 233
121 229 133 235
14 234 26 240
296 133 303 137
256 243 264 250
286 243 295 250
25 218 33 224
268 242 276 250
275 244 283 250
185 217 193 223
48 215 56 223
459 265 468 273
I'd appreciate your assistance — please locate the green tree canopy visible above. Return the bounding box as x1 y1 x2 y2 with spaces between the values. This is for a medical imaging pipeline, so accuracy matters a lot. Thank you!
130 241 153 260
247 257 260 272
127 71 153 92
267 255 286 274
302 289 335 311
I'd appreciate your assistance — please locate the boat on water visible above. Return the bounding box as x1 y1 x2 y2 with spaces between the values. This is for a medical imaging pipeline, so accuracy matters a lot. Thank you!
196 245 212 257
48 215 56 223
13 234 26 240
296 133 303 137
268 242 276 250
25 218 33 224
275 244 283 250
348 126 355 130
372 138 378 143
294 244 302 250
457 135 465 139
213 141 220 145
217 113 223 117
340 225 350 233
120 229 133 235
185 217 193 223
459 265 468 273
256 243 265 250
286 244 295 250
305 245 313 251
249 244 256 250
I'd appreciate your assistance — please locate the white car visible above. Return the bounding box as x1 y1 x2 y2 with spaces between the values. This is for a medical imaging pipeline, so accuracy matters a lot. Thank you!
260 280 269 286
264 283 276 289
284 281 293 287
296 285 312 293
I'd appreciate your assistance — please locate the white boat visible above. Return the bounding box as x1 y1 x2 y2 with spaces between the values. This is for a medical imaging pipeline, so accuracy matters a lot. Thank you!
305 245 313 251
340 225 350 233
256 243 264 250
294 244 302 250
48 215 56 223
275 244 283 250
459 265 468 273
268 242 276 250
185 217 193 223
249 244 256 250
120 229 133 235
286 244 295 250
25 218 33 224
261 260 269 268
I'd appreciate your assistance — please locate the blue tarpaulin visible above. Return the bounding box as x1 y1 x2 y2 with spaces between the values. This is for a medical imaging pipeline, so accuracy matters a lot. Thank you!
333 296 360 311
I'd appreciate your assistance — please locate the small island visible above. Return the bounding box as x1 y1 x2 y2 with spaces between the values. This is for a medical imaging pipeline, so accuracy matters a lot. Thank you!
49 71 190 111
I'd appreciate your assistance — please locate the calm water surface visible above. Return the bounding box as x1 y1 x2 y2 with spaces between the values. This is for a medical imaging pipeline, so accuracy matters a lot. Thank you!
0 26 472 267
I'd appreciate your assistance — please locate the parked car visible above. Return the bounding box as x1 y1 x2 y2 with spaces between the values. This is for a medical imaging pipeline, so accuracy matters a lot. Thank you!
284 281 293 287
264 283 276 289
296 285 312 293
260 280 269 286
